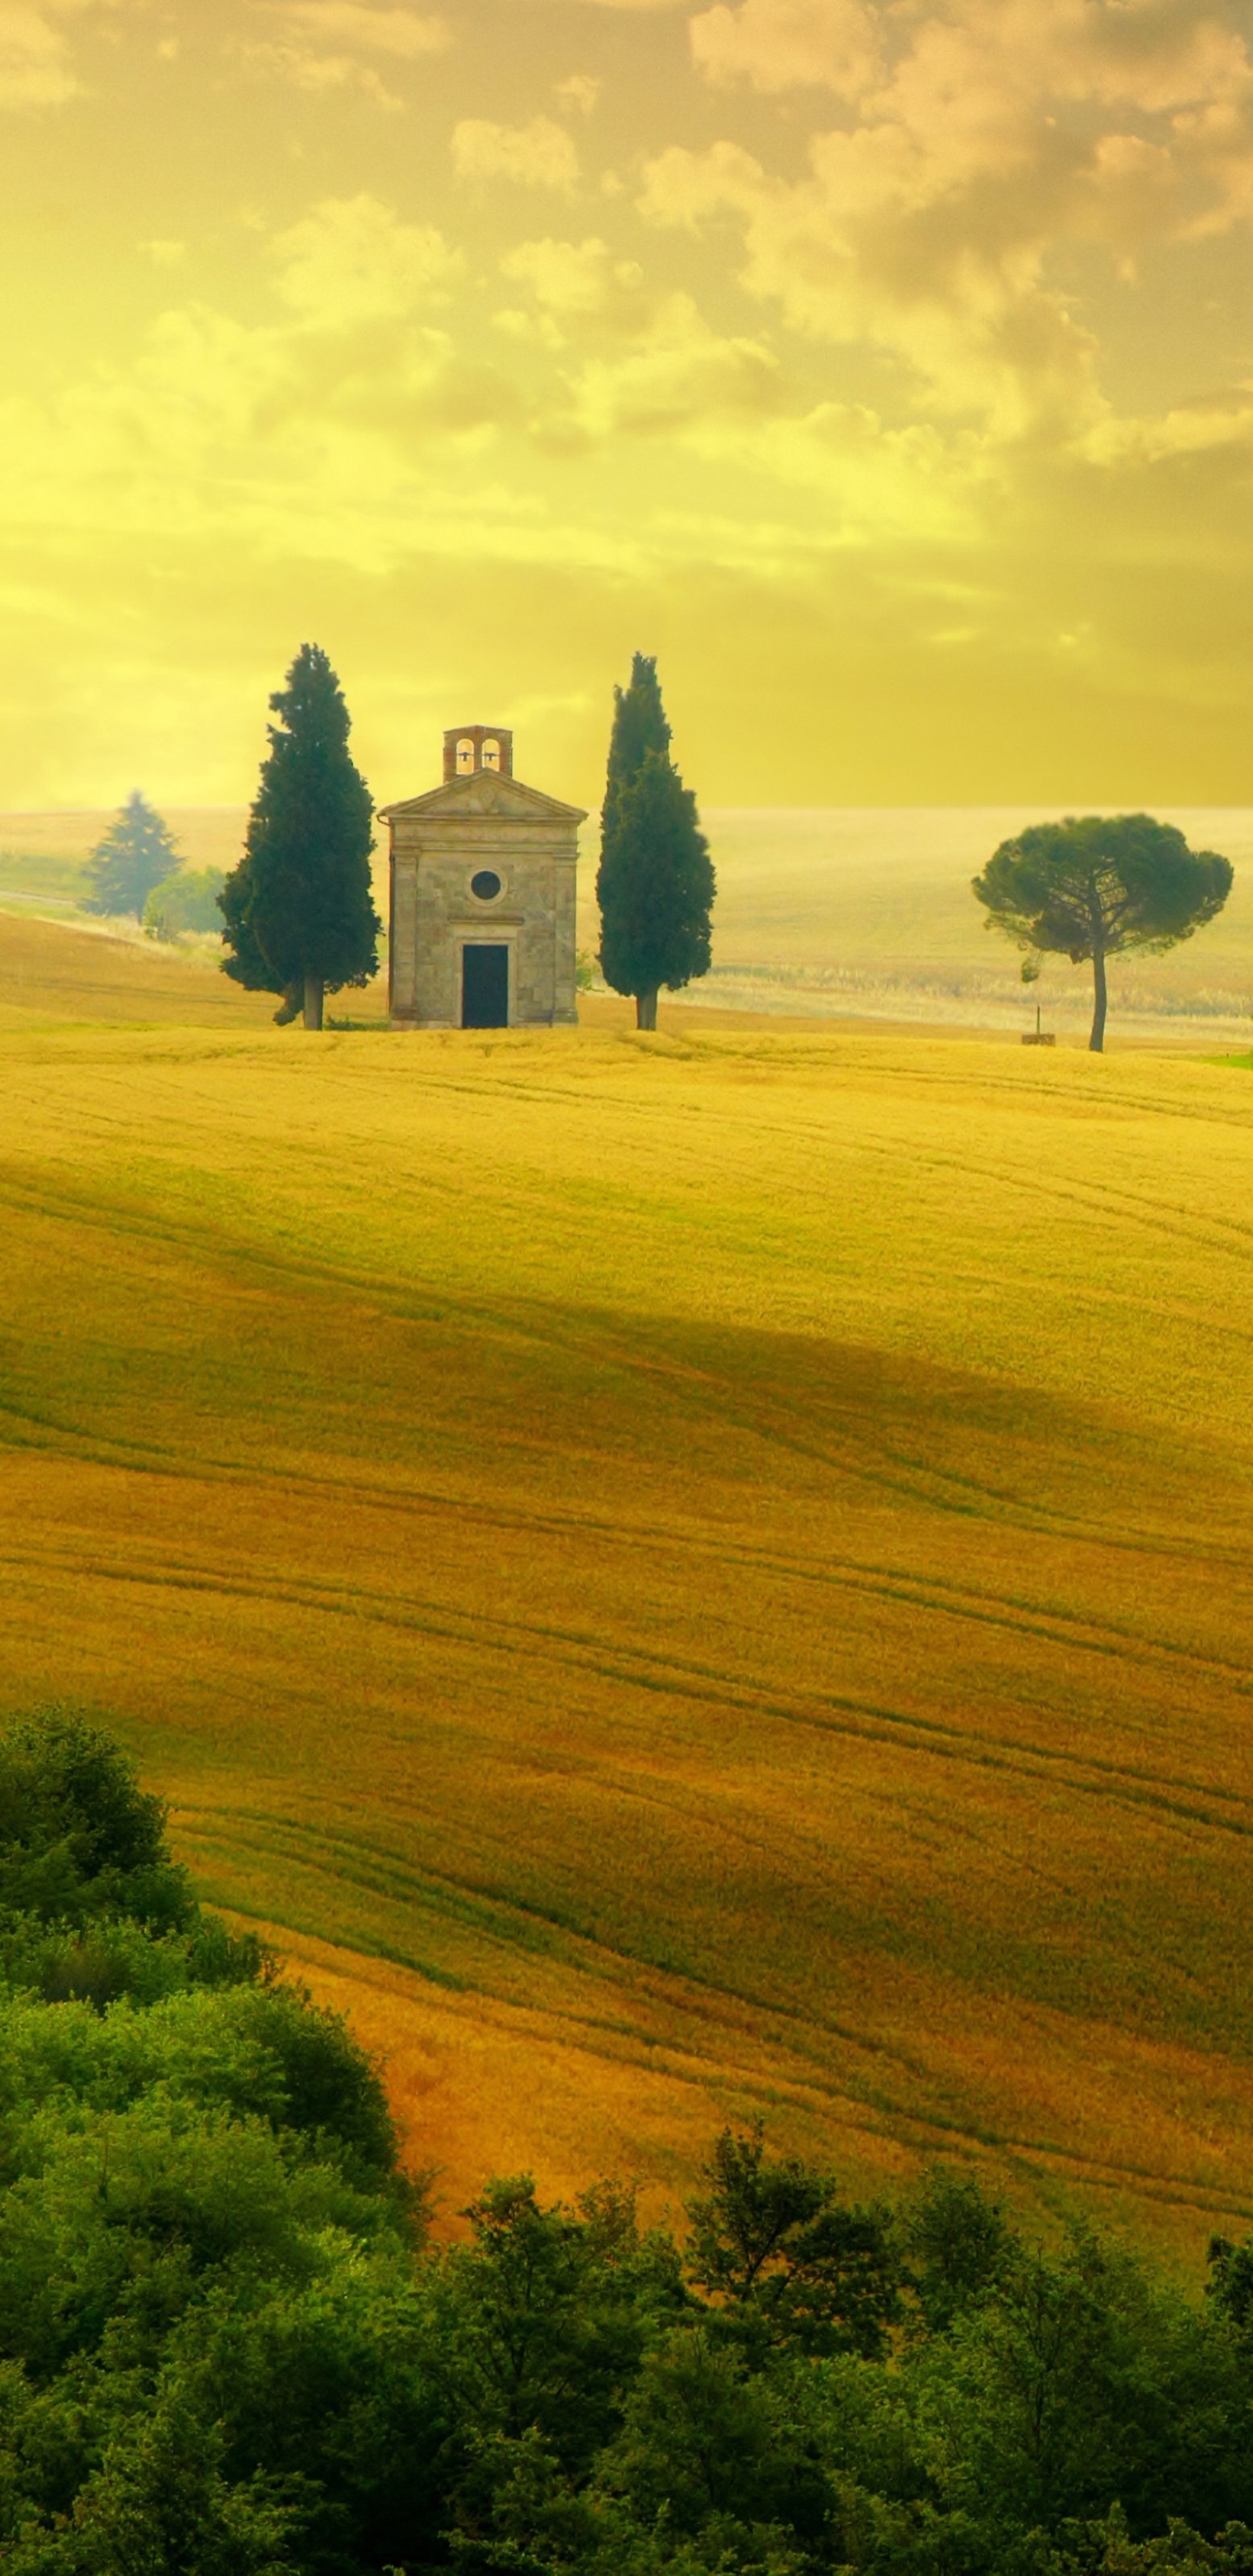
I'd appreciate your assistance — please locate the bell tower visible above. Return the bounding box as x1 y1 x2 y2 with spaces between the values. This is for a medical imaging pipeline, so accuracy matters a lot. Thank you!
444 727 514 782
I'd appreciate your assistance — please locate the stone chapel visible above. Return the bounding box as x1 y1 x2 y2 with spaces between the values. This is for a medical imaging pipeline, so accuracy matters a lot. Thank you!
382 727 586 1029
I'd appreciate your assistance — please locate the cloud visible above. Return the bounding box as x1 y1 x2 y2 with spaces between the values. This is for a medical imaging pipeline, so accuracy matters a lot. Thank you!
691 0 881 98
493 233 782 445
271 193 461 324
233 0 448 103
557 298 782 439
452 115 580 191
269 2 448 57
0 0 150 109
0 13 77 105
499 234 647 336
642 0 1253 434
554 71 601 114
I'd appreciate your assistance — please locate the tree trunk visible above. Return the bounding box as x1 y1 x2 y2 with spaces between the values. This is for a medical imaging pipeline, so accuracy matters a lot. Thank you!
273 982 303 1027
1089 942 1107 1053
635 988 659 1031
304 974 325 1031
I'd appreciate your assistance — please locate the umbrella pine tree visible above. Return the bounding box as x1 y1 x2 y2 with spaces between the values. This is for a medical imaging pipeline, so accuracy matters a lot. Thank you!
973 814 1232 1052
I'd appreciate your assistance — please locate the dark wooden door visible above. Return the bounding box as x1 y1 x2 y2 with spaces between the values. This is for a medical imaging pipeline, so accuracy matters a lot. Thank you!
462 943 509 1028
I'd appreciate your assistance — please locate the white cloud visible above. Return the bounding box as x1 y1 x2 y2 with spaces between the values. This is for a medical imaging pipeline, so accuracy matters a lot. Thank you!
233 0 447 103
271 193 460 324
691 0 881 99
269 2 448 58
0 7 80 106
500 235 645 327
556 296 781 438
643 0 1253 435
554 71 601 114
0 0 149 110
452 115 580 191
493 233 783 443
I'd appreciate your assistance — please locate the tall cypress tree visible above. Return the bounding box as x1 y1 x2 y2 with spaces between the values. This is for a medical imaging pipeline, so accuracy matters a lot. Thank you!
84 792 180 919
596 655 714 1030
219 644 379 1030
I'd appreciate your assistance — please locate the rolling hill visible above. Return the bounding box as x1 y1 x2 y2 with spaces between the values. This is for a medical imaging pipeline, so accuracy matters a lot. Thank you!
4 802 1250 1038
1 908 1252 2255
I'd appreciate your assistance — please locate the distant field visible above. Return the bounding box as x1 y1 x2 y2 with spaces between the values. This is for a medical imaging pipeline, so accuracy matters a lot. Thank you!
1 908 1252 2257
4 802 1249 1038
697 807 1253 1035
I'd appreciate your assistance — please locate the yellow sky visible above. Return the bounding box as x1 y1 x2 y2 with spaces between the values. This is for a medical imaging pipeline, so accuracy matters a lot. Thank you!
0 0 1251 809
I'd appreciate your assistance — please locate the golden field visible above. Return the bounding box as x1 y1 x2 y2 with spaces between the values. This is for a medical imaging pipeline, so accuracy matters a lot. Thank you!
2 910 1253 2254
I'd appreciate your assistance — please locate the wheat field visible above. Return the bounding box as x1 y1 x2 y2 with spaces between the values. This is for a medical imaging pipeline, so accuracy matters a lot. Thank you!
2 910 1252 2251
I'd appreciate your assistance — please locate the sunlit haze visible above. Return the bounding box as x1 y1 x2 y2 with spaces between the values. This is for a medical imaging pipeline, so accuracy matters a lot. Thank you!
2 0 1251 809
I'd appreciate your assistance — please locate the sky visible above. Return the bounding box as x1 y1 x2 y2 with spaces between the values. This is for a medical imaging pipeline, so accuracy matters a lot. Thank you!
0 0 1251 810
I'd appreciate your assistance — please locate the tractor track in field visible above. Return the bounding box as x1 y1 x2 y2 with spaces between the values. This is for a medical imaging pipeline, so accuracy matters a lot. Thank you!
191 1813 1253 2231
4 1530 1253 1839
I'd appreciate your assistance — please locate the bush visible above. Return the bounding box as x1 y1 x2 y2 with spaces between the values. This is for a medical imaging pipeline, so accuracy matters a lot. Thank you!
143 866 227 941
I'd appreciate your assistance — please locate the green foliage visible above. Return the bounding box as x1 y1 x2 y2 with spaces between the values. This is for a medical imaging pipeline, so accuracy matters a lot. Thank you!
972 815 1233 1050
0 1710 193 1936
603 654 671 831
82 794 181 920
600 2324 828 2546
0 1709 265 2009
143 867 227 942
908 2224 1252 2545
686 2123 901 2361
596 656 715 1025
9 1712 1253 2576
428 2177 684 2508
901 2167 1016 2338
219 644 380 1022
0 1714 432 2576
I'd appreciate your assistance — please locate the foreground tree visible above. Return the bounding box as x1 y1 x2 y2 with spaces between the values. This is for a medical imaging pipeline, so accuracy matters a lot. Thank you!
597 654 715 1030
686 2120 901 2360
83 790 180 918
973 813 1233 1052
219 643 379 1030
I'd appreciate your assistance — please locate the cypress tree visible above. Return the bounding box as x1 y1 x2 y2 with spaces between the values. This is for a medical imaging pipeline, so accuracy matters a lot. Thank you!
596 654 714 1030
603 652 671 835
84 792 180 919
219 643 379 1030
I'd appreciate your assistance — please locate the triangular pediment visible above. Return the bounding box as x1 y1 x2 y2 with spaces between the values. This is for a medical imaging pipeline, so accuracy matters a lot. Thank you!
380 771 586 826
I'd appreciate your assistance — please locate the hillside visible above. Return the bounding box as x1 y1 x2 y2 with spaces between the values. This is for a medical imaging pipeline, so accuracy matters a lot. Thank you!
5 803 1250 1038
1 909 1252 2251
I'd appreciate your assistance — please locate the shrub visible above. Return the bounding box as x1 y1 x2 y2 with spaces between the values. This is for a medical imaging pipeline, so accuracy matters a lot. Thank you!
143 866 227 941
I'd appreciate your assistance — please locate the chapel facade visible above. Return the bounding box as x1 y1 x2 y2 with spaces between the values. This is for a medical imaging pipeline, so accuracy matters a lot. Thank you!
382 728 586 1030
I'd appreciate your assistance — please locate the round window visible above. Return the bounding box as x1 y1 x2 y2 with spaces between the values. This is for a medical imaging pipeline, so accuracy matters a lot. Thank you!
471 869 502 902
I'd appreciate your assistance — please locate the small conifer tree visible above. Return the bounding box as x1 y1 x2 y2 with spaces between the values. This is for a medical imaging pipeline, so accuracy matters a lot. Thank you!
596 654 715 1030
84 792 181 919
219 643 379 1030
